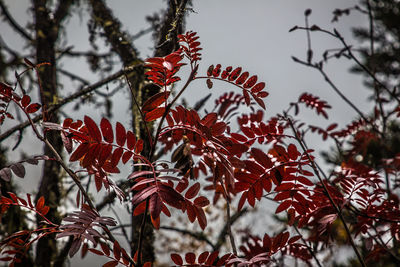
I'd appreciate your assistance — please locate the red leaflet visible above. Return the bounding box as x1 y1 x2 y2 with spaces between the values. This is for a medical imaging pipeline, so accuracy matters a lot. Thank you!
84 116 101 142
298 93 331 119
142 91 170 112
193 196 209 207
185 252 196 264
229 67 242 81
236 71 249 85
70 142 89 162
144 107 165 122
178 31 202 64
244 75 257 89
276 200 292 214
145 51 185 87
126 131 136 150
100 118 113 143
115 122 126 146
36 196 45 211
21 95 31 107
185 182 200 199
171 253 183 265
25 103 41 113
251 148 273 169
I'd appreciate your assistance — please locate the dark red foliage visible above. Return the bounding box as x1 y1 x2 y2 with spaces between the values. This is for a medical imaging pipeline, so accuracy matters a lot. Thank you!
204 65 268 109
1 29 399 267
295 92 331 119
145 51 185 87
178 31 202 65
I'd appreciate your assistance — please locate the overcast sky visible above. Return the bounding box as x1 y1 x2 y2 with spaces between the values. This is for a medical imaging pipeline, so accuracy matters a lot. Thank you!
1 1 369 266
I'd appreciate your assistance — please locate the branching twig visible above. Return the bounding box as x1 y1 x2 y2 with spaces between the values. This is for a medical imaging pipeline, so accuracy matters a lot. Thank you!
0 0 33 41
286 115 366 267
0 65 142 142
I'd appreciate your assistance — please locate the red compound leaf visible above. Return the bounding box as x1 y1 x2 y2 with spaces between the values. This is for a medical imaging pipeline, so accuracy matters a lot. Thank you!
145 50 185 87
178 31 202 65
298 93 331 119
204 64 268 109
170 251 233 266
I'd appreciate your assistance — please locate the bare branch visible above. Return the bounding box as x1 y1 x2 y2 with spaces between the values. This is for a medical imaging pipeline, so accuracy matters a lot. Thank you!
0 0 33 41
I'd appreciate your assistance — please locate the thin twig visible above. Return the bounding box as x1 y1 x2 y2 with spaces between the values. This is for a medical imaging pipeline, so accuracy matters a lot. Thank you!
293 225 323 267
286 115 366 267
0 65 142 142
123 71 153 149
0 0 33 41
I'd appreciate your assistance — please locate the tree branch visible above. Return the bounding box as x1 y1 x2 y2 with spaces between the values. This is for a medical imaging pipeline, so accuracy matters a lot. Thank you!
0 65 141 142
0 0 33 41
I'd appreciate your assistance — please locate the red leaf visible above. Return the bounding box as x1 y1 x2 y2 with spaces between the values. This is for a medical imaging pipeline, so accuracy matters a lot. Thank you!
251 148 273 169
251 82 265 93
103 260 118 267
236 71 249 85
132 185 158 206
25 103 41 113
253 95 266 109
171 253 183 265
98 144 112 166
142 91 170 112
231 133 247 142
185 252 196 264
211 121 226 136
185 182 200 199
88 248 104 256
206 251 219 265
327 123 338 131
276 200 292 214
207 65 214 77
116 122 126 146
122 151 133 164
257 91 269 98
158 184 184 209
198 251 210 264
84 116 101 142
21 95 31 107
194 196 209 207
61 131 73 153
145 107 165 122
100 242 111 256
186 202 196 222
111 147 123 168
95 174 102 192
36 196 45 211
287 144 299 160
194 206 207 229
126 131 136 150
41 206 50 215
113 241 121 261
229 67 242 81
133 201 146 216
149 193 162 221
206 78 213 89
243 75 258 89
201 113 217 127
135 139 144 154
100 118 114 143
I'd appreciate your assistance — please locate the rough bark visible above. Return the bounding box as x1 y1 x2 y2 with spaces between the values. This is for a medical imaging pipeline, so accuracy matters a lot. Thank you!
88 0 189 264
32 0 74 266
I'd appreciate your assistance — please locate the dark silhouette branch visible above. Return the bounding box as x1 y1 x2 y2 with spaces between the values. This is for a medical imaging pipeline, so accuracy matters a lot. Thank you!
0 0 33 41
0 65 141 142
